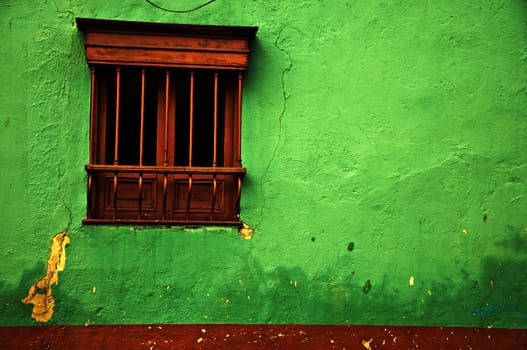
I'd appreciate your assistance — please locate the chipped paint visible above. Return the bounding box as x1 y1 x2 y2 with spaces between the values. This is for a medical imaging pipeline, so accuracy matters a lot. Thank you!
362 337 373 350
238 222 255 239
289 280 298 288
21 230 70 322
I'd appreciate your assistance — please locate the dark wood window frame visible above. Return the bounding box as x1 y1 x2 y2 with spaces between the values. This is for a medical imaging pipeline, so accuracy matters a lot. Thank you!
76 18 257 226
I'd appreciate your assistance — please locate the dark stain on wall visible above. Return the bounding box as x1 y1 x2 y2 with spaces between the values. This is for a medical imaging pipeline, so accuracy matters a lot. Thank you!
362 279 372 294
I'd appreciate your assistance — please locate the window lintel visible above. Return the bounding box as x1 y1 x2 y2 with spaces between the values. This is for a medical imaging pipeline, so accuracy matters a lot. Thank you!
76 18 258 69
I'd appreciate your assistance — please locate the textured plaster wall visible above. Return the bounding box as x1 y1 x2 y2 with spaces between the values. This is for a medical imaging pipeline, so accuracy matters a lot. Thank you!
1 0 526 327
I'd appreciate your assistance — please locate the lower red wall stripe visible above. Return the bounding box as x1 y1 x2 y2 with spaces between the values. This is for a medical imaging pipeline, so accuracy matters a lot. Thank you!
1 324 526 349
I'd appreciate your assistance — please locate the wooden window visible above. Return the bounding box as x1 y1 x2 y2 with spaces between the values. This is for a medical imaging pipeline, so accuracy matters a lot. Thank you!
77 18 257 225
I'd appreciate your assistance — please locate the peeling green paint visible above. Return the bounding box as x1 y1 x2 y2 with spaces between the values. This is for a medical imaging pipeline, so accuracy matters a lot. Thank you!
1 0 526 327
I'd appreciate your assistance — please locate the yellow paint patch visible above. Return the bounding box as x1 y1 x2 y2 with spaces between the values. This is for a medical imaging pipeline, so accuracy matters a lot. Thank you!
409 276 414 286
362 338 373 350
21 230 70 322
238 222 255 239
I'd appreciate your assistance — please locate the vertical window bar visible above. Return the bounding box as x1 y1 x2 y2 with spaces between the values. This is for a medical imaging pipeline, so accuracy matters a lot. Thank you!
139 69 146 166
138 175 143 220
114 68 121 166
89 67 96 164
138 68 146 219
236 71 243 167
163 69 170 220
87 171 93 218
187 71 195 218
113 68 121 219
186 175 193 219
189 70 195 167
163 175 167 220
210 71 219 219
113 174 118 220
210 176 217 220
213 71 219 167
164 70 170 166
236 175 242 218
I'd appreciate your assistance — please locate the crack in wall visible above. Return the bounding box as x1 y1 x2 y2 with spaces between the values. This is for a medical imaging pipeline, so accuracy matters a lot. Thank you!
63 199 73 231
257 24 293 227
52 0 75 23
25 0 79 230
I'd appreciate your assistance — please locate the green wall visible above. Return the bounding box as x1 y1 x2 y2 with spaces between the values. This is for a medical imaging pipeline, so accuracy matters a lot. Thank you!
1 0 526 327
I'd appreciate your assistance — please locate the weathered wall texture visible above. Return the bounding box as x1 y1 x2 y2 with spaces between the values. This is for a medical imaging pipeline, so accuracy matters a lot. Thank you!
1 0 526 328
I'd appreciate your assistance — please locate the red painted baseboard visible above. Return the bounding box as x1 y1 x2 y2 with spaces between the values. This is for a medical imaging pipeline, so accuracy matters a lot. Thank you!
0 324 526 349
